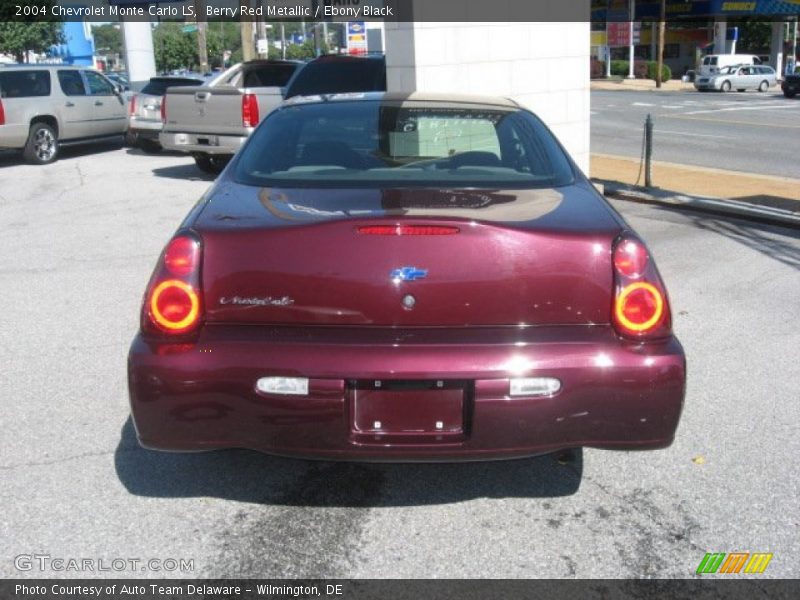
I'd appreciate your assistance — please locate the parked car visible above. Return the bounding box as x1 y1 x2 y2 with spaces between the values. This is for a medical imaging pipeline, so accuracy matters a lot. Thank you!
694 65 777 92
782 72 800 98
128 92 686 461
0 64 127 164
104 71 130 91
159 60 301 174
127 75 206 153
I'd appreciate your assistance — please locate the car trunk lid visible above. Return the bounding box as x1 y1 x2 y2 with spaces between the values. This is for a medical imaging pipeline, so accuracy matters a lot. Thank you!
195 182 621 327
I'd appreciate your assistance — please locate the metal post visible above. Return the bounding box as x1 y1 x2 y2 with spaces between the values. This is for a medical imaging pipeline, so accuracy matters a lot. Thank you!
656 0 665 88
627 0 635 79
644 114 653 188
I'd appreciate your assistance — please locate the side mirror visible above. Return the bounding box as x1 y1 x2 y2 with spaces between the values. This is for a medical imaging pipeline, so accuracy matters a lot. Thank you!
113 83 124 95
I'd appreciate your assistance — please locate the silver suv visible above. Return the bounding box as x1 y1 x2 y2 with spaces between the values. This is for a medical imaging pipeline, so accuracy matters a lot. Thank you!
0 65 127 164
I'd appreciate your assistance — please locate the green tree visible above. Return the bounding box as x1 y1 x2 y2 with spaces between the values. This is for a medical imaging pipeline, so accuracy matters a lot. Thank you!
152 23 196 73
0 21 64 63
92 24 122 56
737 19 772 54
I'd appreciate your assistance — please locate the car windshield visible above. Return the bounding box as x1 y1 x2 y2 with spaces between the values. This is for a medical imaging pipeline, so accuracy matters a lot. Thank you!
234 100 575 189
718 66 737 74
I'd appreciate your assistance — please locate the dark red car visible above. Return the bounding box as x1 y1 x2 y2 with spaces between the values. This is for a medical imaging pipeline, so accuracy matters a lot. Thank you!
128 93 685 461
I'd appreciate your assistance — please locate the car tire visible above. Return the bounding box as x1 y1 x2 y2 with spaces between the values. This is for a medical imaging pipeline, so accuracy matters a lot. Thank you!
193 153 230 175
138 139 162 154
23 122 59 165
737 89 745 92
721 80 731 92
758 80 769 92
784 89 797 98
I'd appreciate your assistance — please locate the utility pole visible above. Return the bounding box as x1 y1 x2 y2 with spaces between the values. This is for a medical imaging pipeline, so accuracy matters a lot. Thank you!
240 0 255 61
195 0 208 73
656 0 666 88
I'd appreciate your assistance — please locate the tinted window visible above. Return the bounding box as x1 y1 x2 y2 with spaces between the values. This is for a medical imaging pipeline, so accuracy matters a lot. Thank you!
0 70 51 98
242 64 298 88
141 78 204 95
235 101 575 189
84 71 115 95
284 59 386 98
57 70 86 96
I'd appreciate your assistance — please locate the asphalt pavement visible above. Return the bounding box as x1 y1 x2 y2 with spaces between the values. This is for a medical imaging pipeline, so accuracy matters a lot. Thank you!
591 89 800 179
1 147 798 579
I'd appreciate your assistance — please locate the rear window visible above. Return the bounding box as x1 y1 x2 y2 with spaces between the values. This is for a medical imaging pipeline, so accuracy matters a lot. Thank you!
284 59 386 98
234 100 575 189
141 78 204 95
242 64 298 88
0 70 51 98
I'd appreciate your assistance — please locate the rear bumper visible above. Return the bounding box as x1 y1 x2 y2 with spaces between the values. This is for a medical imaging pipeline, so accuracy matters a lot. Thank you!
128 325 685 461
128 118 162 139
159 131 249 155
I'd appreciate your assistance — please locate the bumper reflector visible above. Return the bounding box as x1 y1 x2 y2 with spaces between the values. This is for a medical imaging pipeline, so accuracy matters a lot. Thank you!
509 377 561 397
256 377 309 396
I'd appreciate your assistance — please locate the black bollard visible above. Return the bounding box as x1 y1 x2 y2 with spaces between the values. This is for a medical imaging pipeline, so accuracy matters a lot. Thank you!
645 114 653 188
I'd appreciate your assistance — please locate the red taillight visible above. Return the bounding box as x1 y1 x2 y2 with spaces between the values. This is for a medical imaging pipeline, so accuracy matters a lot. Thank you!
143 234 202 336
129 95 136 116
160 95 166 123
613 238 648 278
164 236 199 277
0 99 5 126
150 280 200 332
611 236 670 338
615 282 664 333
242 93 259 128
358 225 460 236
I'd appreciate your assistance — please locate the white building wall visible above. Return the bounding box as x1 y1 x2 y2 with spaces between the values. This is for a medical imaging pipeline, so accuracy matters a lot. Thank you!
385 19 591 174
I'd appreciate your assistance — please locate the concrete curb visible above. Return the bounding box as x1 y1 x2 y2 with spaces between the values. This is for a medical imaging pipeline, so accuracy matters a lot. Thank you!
598 182 800 230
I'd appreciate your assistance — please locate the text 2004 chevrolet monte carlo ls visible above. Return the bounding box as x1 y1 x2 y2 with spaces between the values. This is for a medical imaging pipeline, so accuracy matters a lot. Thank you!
128 93 685 461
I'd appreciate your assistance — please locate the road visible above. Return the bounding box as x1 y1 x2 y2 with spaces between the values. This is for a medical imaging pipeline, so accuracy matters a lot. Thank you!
1 147 799 579
591 89 800 179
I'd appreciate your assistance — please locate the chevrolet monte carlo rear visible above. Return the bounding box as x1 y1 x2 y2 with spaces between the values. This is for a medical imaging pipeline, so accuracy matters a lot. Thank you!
128 93 685 461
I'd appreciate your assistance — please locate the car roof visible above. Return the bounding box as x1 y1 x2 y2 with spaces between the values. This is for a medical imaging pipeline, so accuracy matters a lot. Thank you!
0 64 85 70
311 53 385 62
283 91 520 109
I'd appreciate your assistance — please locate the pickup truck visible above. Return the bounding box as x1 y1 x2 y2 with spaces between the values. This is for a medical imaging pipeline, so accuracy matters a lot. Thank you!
159 60 301 174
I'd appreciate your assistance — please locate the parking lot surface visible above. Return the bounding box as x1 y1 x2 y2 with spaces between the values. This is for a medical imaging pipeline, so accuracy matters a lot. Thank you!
1 146 798 578
591 89 800 179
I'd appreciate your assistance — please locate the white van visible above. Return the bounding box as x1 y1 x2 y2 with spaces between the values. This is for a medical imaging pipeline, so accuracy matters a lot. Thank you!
699 54 761 76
